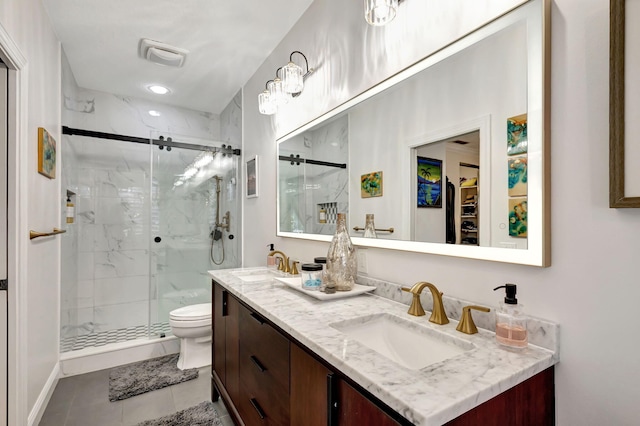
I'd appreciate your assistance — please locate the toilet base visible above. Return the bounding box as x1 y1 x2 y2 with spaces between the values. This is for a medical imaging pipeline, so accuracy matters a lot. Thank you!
176 335 212 370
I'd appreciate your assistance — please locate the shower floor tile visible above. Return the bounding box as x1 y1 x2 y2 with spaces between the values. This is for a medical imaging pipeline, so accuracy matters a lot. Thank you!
61 322 172 352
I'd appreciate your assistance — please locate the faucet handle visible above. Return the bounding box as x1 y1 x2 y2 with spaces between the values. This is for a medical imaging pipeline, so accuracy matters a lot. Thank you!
290 261 300 275
456 305 491 334
401 287 426 317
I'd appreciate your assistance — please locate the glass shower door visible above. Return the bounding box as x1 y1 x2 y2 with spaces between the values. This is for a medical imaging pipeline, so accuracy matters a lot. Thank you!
149 134 240 336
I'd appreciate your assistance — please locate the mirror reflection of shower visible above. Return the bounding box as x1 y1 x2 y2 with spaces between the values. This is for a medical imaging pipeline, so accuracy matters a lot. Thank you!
210 175 230 265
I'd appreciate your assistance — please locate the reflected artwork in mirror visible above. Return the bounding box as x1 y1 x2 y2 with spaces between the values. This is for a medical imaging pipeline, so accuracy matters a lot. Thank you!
277 0 550 266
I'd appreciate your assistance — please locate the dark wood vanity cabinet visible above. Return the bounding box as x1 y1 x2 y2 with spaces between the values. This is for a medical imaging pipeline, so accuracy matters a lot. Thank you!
212 281 554 426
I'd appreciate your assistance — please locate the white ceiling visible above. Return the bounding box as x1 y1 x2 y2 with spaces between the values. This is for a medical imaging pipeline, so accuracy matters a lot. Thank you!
42 0 315 114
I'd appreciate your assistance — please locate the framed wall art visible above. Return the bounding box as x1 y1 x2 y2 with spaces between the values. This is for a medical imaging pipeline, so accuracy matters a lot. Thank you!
246 155 258 198
417 156 442 208
38 127 56 179
360 171 383 198
610 0 640 207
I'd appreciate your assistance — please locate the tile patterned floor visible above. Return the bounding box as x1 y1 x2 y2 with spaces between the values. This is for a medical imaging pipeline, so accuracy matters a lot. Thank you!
39 365 233 426
61 323 173 353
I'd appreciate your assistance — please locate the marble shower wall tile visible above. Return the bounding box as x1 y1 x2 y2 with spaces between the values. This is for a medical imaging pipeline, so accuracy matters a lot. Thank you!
94 301 149 332
94 276 149 307
93 250 150 279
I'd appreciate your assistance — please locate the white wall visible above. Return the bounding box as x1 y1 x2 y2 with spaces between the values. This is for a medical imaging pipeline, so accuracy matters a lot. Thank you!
242 0 640 424
0 0 62 421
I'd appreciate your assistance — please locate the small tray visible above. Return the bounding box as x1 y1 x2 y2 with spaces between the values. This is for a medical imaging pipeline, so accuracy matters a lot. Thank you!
274 277 376 300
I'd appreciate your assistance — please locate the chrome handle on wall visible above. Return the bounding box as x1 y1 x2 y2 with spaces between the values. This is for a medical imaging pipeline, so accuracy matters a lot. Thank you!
29 228 67 240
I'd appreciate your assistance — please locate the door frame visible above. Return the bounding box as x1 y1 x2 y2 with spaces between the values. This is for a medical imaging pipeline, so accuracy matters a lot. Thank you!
0 22 30 426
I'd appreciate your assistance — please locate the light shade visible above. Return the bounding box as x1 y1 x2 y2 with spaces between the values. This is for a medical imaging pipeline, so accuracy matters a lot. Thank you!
258 90 276 115
268 77 291 106
364 0 398 26
282 61 304 94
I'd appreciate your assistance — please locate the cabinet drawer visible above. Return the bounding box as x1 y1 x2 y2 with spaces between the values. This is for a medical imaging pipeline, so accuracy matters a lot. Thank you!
239 306 290 389
238 306 290 425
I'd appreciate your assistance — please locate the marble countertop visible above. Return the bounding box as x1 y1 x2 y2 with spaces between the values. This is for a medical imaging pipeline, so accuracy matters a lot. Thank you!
209 267 559 426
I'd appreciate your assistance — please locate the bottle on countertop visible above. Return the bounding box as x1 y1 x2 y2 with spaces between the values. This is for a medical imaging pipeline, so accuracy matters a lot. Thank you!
314 256 327 290
325 213 356 292
267 243 277 270
493 284 528 349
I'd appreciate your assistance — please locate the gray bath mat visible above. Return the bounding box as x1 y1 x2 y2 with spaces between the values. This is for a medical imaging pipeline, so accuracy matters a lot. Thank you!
108 354 198 401
136 401 222 426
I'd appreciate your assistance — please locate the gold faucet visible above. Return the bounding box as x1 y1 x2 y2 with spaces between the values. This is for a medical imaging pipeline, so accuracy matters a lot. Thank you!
269 250 290 274
456 305 490 334
401 282 449 325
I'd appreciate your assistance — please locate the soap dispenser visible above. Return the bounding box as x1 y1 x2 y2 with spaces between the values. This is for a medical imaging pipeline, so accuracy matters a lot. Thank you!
267 244 276 270
493 284 528 349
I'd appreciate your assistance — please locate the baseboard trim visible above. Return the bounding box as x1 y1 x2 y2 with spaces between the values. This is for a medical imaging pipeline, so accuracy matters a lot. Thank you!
28 363 60 426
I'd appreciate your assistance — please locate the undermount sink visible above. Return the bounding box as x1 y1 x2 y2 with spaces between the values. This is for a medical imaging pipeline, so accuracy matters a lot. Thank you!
330 313 474 370
231 269 275 283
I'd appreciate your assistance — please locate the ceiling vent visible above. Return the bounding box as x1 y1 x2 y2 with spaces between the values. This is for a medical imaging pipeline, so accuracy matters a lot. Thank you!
139 39 188 68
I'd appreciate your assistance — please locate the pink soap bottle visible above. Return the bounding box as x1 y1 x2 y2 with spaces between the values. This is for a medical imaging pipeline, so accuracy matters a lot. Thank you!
493 284 528 349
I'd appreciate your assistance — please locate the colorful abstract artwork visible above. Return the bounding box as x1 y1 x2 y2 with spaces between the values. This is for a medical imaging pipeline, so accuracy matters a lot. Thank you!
417 157 442 208
38 127 56 179
507 114 528 155
508 155 528 197
508 197 528 238
361 171 383 198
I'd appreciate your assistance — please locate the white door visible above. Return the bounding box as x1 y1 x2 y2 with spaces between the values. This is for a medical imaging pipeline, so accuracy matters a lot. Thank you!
0 62 8 426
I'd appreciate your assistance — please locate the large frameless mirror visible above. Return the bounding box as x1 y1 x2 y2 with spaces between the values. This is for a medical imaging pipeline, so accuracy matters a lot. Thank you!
277 0 550 266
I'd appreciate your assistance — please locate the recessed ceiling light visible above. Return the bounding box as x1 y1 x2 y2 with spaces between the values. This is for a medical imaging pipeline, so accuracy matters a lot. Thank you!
148 110 161 117
148 85 170 95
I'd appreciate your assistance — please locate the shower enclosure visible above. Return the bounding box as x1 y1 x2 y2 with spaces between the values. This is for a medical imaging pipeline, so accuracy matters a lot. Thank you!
60 130 240 352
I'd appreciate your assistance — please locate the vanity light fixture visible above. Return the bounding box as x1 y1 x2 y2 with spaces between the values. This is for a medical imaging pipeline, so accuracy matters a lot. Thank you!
258 51 314 115
364 0 401 26
282 51 312 94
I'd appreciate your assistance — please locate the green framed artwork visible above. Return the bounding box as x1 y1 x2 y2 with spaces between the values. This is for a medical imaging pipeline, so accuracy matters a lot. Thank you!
508 155 528 197
417 157 442 208
361 171 383 198
508 197 528 238
38 127 56 179
507 113 528 156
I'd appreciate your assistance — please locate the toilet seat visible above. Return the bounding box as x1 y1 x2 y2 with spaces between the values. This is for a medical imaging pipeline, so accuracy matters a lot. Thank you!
169 303 212 321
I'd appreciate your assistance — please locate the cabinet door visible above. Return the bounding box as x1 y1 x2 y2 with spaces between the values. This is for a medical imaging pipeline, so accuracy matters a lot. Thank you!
212 283 240 404
213 283 226 385
338 380 401 426
290 344 332 426
226 291 240 403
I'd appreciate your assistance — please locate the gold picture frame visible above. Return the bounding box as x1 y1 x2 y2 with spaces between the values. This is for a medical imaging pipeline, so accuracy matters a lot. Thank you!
610 0 640 207
38 127 56 179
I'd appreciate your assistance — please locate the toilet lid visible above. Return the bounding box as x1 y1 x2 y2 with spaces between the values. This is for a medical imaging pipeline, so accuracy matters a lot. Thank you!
169 303 212 321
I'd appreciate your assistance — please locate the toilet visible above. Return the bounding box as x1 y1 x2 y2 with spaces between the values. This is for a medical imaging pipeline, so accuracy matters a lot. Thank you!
169 303 212 370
